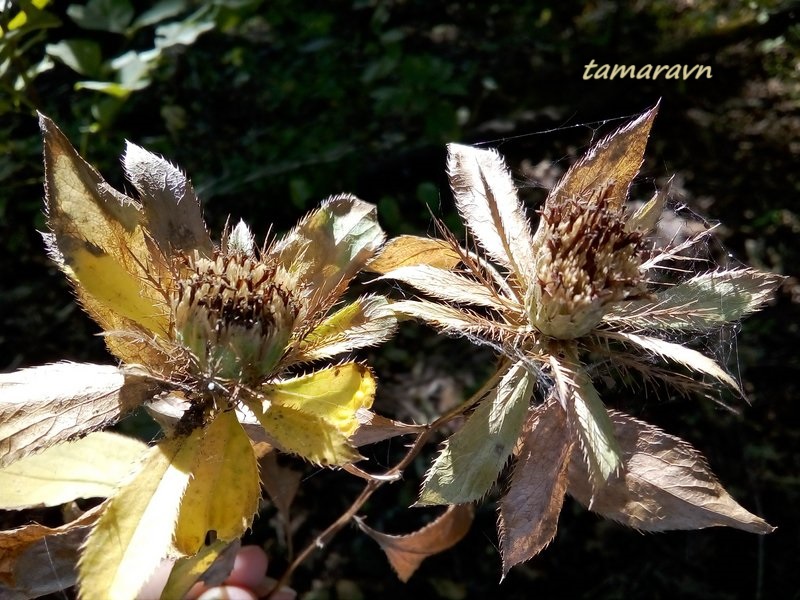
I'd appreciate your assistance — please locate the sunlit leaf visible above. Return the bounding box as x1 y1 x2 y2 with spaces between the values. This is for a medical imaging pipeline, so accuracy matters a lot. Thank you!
367 234 461 273
40 114 170 348
567 410 775 534
0 363 157 469
264 363 375 438
604 330 742 394
246 402 360 467
356 505 474 582
174 411 260 555
0 431 146 510
417 362 534 505
379 264 507 309
565 367 621 487
499 400 572 575
625 179 670 234
0 504 102 599
274 194 385 318
606 269 784 331
296 295 397 361
447 144 536 287
79 433 200 600
123 141 212 256
545 104 658 212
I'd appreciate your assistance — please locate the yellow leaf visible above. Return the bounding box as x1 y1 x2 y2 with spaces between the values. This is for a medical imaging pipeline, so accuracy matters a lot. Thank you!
79 434 200 600
265 363 375 438
40 115 170 349
174 411 261 555
0 431 146 510
246 402 360 466
367 235 461 273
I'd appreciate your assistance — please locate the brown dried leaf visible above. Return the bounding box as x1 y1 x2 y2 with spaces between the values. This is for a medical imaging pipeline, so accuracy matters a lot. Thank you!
546 105 658 211
499 400 572 576
567 410 775 534
0 363 158 469
0 503 103 598
355 504 474 582
352 408 425 446
367 235 461 273
259 452 302 521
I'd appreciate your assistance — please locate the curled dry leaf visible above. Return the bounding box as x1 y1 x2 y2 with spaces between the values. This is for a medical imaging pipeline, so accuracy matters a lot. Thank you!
355 504 475 582
352 408 425 447
567 410 775 534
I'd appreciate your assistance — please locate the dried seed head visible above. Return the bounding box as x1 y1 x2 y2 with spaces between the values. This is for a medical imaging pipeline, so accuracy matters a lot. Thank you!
173 251 300 383
527 185 645 339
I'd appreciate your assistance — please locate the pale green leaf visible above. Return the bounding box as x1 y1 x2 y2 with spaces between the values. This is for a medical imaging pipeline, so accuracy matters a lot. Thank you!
417 362 534 505
605 269 783 331
274 194 384 317
78 434 200 600
603 330 742 394
568 410 775 534
0 431 146 510
447 144 536 288
563 365 621 487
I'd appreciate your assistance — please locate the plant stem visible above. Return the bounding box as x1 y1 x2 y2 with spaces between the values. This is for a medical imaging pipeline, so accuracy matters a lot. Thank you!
266 361 509 597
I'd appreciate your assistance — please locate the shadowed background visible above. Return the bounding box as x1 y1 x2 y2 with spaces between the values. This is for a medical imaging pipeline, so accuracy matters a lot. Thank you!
1 1 798 598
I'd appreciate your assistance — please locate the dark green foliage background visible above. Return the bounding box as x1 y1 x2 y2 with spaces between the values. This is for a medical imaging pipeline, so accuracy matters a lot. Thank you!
1 1 799 598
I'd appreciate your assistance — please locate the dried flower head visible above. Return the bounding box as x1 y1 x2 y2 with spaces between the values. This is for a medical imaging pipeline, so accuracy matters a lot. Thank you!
0 115 396 598
373 105 782 573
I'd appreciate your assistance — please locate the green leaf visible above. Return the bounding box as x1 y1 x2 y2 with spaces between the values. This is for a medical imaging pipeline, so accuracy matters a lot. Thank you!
67 0 134 33
606 269 784 331
417 361 534 505
566 368 621 487
131 0 188 30
46 39 102 76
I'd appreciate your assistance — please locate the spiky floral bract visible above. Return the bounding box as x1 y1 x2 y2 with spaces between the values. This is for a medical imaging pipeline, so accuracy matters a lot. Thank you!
375 105 781 574
0 115 396 599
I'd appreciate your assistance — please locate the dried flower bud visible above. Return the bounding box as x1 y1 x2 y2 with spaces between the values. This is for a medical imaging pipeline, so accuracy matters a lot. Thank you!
527 184 645 339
